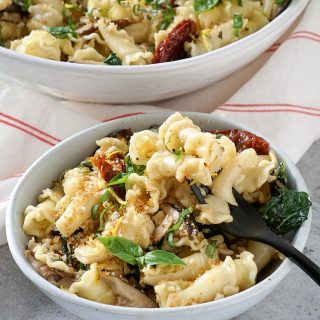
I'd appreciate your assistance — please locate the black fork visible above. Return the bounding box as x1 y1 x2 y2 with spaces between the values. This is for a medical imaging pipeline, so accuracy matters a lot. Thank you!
190 183 320 286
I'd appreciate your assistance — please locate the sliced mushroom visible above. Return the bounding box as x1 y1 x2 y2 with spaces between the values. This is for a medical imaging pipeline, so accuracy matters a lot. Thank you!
77 23 97 36
25 250 75 289
102 275 157 308
152 204 180 244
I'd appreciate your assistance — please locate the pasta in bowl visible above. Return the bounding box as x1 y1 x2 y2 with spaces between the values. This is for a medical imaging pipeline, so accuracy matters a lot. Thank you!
0 0 309 103
1 0 285 65
7 112 312 319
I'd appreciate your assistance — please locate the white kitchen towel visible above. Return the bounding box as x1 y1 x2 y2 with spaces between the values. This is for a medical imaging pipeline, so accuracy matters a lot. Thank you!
1 0 320 245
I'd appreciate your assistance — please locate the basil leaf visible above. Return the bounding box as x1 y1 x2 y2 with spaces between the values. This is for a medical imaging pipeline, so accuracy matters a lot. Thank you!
104 53 122 65
260 190 311 235
233 13 243 37
205 240 217 258
13 0 31 11
141 250 186 266
98 236 144 265
194 0 220 13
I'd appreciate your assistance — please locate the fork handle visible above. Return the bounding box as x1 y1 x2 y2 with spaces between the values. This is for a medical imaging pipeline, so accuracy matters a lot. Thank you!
261 234 320 286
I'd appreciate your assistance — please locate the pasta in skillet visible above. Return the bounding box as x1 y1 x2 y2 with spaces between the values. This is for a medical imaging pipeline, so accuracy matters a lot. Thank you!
1 0 284 64
22 112 311 308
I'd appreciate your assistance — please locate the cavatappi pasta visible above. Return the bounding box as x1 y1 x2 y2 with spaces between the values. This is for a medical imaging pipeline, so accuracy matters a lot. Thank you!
23 112 285 308
1 0 283 65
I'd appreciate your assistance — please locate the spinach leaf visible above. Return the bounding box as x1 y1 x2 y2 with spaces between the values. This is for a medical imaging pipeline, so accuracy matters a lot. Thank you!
137 250 186 266
104 53 122 65
194 0 220 13
233 13 243 37
205 239 217 258
98 236 143 265
13 0 31 11
47 25 78 39
260 190 311 235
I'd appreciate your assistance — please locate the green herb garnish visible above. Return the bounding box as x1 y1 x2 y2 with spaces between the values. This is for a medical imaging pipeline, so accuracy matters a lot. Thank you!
205 239 217 258
77 262 88 270
237 0 242 6
13 0 31 11
87 7 110 17
233 13 243 37
104 53 122 65
98 208 108 231
100 189 111 203
276 0 285 5
0 25 4 47
165 207 193 247
91 204 99 220
260 190 311 235
194 0 220 13
79 159 93 170
272 160 287 193
98 236 186 267
47 25 78 39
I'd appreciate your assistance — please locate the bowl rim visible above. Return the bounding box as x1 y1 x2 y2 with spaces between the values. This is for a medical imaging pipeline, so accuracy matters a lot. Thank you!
0 0 309 74
6 111 312 315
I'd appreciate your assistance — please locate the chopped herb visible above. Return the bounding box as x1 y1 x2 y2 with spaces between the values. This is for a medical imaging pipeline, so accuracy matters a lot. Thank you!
0 25 4 47
165 207 193 247
107 172 129 186
215 134 223 139
125 155 145 175
47 25 78 39
172 146 184 162
100 189 111 203
260 190 312 235
91 204 99 220
167 232 175 247
77 262 87 270
205 239 217 258
276 0 285 5
13 0 31 11
104 53 122 65
237 0 242 6
87 7 110 17
194 0 220 13
98 236 186 267
233 13 243 37
159 5 175 30
61 236 73 263
272 160 287 193
98 208 108 231
79 159 93 170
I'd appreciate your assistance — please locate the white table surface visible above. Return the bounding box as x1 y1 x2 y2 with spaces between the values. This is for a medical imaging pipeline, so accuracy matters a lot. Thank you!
1 140 319 320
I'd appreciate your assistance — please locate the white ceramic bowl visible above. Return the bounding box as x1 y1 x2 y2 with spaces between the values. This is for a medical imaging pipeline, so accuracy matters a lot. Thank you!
0 0 309 104
6 112 311 320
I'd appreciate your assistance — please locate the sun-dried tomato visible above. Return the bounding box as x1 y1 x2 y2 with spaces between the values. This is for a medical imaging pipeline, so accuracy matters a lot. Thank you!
91 152 125 182
211 129 269 155
152 19 197 64
112 19 132 28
